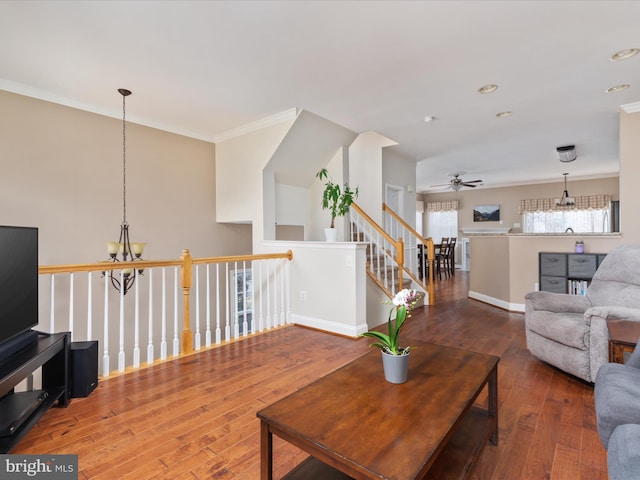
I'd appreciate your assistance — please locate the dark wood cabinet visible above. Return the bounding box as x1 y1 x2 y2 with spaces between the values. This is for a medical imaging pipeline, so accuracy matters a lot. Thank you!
0 332 70 453
539 252 606 294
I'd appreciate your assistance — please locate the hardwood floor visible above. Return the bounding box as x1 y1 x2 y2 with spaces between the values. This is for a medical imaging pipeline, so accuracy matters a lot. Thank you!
15 272 608 479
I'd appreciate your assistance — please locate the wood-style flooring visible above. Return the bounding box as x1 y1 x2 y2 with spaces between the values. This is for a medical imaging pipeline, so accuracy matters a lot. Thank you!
15 272 608 479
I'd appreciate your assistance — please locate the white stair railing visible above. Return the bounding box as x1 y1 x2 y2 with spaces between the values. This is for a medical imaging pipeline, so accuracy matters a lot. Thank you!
39 250 293 378
350 203 404 298
382 203 435 303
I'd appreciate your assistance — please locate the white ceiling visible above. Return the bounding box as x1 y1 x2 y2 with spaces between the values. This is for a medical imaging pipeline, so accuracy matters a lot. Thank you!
1 1 638 193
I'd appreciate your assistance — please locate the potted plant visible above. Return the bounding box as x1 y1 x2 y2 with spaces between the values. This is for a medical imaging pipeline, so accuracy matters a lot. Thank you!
361 288 419 383
315 168 359 242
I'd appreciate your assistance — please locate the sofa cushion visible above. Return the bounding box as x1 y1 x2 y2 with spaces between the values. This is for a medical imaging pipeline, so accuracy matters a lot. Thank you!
526 311 589 349
595 363 640 448
607 424 640 480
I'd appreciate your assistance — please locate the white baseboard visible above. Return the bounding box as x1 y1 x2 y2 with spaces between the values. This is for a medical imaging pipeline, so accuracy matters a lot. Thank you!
291 314 369 337
468 290 525 313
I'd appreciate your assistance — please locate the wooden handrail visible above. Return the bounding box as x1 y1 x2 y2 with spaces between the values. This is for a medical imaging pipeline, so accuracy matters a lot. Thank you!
351 202 399 247
38 251 293 274
382 202 436 304
383 203 432 247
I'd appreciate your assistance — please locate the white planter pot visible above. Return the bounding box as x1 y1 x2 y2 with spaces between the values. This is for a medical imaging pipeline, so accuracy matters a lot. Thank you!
324 228 338 242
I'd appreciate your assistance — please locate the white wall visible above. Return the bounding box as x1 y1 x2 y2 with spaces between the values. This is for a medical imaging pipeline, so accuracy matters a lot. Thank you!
349 132 397 226
382 148 417 226
275 183 308 227
215 118 296 247
258 241 368 337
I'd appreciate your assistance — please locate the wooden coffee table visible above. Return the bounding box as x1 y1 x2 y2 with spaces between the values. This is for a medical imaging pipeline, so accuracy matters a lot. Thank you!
257 341 499 480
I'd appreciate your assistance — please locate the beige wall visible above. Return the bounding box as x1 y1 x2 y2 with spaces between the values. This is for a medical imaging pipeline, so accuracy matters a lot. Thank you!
439 108 640 310
422 176 619 236
620 109 640 240
0 90 252 266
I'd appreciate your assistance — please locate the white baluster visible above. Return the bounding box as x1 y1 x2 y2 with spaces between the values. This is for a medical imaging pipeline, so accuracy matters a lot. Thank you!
280 259 285 326
49 274 55 333
118 271 125 372
194 264 201 350
285 258 291 324
250 261 256 334
68 273 74 340
225 263 230 341
215 264 221 344
173 266 179 356
242 260 248 336
161 267 167 360
133 270 140 369
147 269 154 365
258 261 264 332
205 264 211 347
102 274 110 377
87 272 92 340
233 261 240 338
272 260 279 327
266 260 272 329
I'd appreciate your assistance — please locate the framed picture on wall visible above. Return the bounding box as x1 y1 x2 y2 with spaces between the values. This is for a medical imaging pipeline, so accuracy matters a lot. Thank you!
473 205 500 222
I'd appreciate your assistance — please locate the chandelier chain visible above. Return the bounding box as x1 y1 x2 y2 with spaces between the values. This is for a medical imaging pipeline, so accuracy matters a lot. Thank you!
122 92 127 224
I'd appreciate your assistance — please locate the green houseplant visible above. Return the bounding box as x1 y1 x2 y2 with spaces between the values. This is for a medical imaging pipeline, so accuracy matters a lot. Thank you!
315 168 359 240
361 288 419 356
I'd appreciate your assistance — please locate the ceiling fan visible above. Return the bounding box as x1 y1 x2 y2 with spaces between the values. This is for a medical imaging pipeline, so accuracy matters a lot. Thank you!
430 173 483 191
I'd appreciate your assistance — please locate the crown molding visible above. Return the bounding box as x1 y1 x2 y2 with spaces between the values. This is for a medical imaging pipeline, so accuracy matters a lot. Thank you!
0 79 217 142
212 108 299 143
621 102 640 113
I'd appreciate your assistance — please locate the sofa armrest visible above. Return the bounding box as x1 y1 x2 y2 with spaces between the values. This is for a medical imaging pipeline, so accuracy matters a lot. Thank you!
586 306 640 323
525 291 591 314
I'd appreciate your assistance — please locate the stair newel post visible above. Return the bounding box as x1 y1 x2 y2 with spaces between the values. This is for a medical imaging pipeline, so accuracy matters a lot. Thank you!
397 238 404 292
427 239 435 304
181 249 193 354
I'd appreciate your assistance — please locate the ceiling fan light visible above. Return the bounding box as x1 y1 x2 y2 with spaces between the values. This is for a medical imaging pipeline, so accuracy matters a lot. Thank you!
610 48 639 61
556 145 576 163
478 84 498 94
606 84 630 94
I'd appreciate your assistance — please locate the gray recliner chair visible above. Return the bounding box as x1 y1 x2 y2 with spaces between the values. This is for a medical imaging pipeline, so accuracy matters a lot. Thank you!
525 244 640 383
595 341 640 479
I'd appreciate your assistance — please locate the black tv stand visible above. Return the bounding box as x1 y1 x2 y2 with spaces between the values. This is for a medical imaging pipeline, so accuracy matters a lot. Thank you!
0 332 70 453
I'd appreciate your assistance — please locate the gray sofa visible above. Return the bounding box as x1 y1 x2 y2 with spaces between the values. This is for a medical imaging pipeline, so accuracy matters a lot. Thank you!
595 342 640 480
525 244 640 383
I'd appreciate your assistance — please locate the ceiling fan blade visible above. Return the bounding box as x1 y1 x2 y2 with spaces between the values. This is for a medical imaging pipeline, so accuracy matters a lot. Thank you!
429 183 452 187
462 183 478 188
463 179 483 183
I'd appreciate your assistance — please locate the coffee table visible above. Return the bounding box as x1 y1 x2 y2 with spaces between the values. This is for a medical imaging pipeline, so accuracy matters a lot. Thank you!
257 341 499 480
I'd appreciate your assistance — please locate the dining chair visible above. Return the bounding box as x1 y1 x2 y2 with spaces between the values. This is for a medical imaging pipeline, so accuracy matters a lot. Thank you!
435 237 450 279
447 237 457 275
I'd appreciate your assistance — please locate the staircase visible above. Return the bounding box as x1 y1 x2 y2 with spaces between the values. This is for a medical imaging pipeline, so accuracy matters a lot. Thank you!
350 202 435 305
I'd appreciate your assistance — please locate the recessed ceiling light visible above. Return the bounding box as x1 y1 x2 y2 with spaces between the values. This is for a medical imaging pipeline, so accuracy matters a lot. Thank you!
606 84 630 93
611 48 639 61
423 115 436 123
496 111 512 118
478 84 498 94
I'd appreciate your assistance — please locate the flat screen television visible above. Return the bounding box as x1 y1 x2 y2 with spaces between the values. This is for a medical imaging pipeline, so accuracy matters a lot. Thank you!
0 226 39 354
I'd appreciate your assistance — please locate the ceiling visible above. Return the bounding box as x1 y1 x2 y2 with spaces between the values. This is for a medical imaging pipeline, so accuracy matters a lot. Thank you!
1 1 638 193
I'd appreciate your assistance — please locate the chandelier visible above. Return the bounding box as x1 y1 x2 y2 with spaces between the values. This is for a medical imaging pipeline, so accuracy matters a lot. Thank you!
105 88 146 294
555 172 576 207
